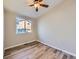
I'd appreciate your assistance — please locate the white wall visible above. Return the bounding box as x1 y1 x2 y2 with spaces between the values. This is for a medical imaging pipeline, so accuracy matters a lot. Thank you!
4 10 38 49
37 0 76 55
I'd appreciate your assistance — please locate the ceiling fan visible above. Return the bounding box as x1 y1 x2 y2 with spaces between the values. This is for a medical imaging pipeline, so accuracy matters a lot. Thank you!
29 0 49 12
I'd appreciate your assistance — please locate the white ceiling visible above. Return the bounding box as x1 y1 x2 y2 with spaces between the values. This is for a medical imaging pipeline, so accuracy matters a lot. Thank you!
4 0 64 18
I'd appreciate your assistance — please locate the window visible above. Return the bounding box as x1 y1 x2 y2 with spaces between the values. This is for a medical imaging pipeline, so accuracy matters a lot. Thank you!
16 17 32 34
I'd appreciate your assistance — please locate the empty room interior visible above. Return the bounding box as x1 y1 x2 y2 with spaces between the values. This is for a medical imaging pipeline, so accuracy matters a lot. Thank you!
4 0 76 59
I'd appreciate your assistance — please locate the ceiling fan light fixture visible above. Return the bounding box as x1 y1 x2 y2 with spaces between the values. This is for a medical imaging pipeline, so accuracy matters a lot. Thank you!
29 0 49 12
34 3 40 8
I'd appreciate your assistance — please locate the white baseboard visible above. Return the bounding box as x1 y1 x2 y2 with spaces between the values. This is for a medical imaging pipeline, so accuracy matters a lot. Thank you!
38 41 76 57
4 40 36 50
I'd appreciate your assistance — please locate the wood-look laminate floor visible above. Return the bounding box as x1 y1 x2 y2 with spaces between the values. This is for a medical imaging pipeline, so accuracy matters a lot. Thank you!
4 41 76 59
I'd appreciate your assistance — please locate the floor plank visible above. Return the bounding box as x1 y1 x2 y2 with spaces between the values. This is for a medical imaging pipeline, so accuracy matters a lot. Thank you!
4 41 76 59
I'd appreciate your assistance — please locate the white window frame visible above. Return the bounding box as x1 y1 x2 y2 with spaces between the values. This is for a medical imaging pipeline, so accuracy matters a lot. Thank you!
16 17 32 34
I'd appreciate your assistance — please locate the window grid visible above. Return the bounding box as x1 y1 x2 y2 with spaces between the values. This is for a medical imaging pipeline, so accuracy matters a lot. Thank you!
16 17 32 34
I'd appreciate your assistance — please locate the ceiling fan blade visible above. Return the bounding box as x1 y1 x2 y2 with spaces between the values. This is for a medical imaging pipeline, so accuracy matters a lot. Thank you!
34 0 42 2
40 4 49 8
38 0 43 2
36 7 38 12
35 0 38 2
29 4 34 6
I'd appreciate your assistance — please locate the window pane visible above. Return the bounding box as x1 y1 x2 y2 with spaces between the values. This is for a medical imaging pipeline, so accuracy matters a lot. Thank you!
16 17 32 34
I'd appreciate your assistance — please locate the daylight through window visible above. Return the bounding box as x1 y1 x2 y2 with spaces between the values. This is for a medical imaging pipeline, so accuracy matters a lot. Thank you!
16 17 32 34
